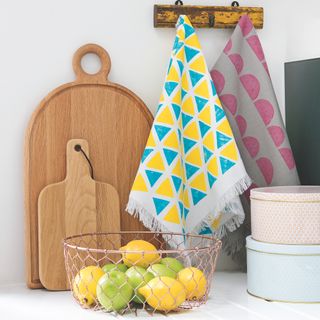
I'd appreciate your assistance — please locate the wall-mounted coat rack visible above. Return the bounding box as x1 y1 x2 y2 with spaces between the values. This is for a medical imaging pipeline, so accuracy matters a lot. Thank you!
154 1 263 29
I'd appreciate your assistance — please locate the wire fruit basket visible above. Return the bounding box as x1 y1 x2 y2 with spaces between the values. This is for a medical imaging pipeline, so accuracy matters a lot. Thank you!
64 231 221 315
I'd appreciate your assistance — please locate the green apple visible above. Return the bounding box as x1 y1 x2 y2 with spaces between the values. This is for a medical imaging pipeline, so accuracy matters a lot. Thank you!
96 271 133 311
160 257 184 273
125 266 154 303
147 263 177 278
102 263 128 273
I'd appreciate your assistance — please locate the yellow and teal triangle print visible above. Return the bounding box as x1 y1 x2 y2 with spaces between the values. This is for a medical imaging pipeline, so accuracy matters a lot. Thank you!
127 15 251 246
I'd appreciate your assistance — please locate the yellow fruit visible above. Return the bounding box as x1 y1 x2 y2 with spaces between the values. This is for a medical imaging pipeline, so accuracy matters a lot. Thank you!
177 267 207 299
120 240 160 268
72 266 105 306
138 276 186 311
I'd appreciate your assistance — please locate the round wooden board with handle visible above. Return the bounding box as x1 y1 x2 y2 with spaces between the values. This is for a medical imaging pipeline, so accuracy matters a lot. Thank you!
25 43 153 289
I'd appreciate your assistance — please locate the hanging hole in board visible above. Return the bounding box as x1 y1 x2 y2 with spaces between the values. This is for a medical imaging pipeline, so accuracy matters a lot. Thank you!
74 144 82 152
80 53 102 75
73 44 111 81
175 0 183 5
231 1 240 7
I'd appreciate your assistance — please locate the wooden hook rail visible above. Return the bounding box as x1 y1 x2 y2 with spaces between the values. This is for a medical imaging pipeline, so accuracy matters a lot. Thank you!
154 3 264 29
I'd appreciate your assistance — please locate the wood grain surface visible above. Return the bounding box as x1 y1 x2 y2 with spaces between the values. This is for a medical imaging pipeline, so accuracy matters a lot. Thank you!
38 139 121 290
25 44 153 288
154 5 263 29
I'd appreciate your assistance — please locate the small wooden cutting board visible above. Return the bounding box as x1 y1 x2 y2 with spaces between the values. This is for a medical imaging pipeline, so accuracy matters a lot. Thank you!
38 139 120 290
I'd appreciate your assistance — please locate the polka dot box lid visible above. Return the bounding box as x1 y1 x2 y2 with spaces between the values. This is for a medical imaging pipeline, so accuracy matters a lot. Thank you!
250 186 320 245
251 186 320 202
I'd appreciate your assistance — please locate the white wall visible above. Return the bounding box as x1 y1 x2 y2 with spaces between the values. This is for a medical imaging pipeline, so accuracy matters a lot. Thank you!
0 0 319 285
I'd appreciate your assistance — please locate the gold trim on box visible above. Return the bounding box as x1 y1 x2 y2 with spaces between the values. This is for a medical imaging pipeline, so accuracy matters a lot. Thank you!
247 290 320 304
247 248 320 256
250 197 320 203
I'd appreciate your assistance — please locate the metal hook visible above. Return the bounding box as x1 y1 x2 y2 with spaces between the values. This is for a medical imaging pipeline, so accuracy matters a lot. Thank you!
231 1 240 6
175 0 183 5
209 15 215 28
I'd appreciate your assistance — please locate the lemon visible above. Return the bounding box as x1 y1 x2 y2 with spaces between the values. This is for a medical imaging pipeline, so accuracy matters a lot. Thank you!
120 240 160 268
72 266 105 306
138 276 186 311
177 267 207 300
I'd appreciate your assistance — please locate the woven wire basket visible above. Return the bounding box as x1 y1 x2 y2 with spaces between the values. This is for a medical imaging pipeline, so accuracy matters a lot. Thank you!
64 231 221 315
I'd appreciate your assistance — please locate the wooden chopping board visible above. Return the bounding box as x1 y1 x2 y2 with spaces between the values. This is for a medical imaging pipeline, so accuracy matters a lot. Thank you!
38 139 120 290
25 43 153 289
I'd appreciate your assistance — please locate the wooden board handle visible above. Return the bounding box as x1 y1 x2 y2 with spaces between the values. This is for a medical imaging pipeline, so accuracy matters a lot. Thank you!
73 43 111 84
66 139 93 181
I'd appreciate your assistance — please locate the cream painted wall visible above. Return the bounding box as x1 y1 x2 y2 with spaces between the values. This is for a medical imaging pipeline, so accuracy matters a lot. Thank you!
0 0 319 285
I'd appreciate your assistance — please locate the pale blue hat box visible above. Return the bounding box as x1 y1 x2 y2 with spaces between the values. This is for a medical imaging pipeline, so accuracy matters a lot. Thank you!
246 236 320 302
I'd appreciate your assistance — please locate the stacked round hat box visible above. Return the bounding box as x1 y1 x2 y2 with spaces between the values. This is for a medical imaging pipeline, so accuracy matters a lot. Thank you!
247 186 320 302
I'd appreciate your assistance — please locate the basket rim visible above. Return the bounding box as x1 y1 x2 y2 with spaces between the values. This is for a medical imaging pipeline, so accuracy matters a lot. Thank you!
63 231 222 254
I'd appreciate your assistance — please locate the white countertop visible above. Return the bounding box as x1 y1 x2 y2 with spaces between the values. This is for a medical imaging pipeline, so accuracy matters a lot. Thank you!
0 272 319 320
